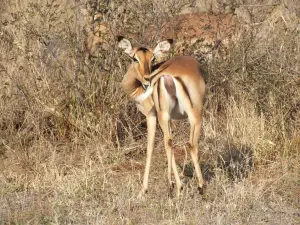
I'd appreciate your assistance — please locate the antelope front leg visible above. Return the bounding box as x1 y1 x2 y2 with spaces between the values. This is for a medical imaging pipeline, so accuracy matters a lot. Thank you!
138 113 156 198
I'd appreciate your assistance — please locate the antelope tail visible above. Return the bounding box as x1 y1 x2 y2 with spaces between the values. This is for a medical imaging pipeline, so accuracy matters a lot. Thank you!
135 86 154 103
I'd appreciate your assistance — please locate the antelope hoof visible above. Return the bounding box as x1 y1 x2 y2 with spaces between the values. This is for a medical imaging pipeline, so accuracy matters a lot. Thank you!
138 188 147 200
198 183 207 195
198 186 204 195
176 185 184 197
168 182 175 198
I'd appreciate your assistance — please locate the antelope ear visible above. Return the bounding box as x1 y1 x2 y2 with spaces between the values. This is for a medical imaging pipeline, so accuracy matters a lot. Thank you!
153 39 173 57
117 36 134 56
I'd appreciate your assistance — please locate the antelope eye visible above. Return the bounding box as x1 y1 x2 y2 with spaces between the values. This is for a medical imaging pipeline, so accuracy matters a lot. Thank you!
151 57 155 63
133 57 138 62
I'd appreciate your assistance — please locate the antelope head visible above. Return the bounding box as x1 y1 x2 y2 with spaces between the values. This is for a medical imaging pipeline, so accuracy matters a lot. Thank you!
117 36 173 89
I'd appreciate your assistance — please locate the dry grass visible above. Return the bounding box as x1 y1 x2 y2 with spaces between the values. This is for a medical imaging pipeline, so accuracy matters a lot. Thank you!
0 0 299 224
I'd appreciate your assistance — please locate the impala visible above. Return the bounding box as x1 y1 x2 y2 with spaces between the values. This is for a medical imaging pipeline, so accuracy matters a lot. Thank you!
118 36 205 197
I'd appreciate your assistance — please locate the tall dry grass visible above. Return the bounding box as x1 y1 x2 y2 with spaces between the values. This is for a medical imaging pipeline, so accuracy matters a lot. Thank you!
0 0 299 224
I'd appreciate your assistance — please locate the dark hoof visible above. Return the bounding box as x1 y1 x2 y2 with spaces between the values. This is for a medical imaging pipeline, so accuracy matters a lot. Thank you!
168 182 175 198
198 183 207 195
198 187 204 195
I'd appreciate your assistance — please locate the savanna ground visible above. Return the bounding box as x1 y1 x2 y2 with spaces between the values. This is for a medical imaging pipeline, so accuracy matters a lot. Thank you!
0 0 299 224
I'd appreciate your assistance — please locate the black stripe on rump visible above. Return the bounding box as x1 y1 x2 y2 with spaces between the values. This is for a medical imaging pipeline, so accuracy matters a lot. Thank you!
157 79 161 111
175 77 193 108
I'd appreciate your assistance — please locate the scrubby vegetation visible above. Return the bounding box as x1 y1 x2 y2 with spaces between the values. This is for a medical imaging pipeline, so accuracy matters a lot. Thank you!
0 0 299 224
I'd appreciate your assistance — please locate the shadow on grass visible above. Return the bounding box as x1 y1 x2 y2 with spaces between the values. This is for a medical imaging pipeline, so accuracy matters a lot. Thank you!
217 143 254 181
182 141 254 183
